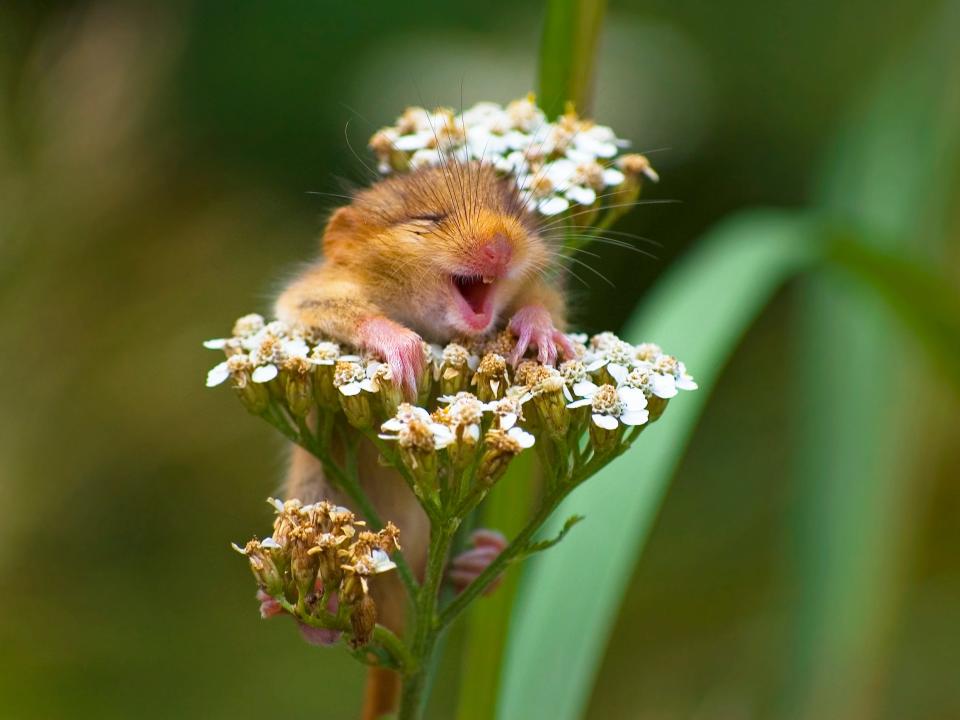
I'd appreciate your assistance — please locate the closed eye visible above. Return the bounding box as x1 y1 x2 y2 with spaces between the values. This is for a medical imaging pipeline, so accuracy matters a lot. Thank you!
410 212 446 223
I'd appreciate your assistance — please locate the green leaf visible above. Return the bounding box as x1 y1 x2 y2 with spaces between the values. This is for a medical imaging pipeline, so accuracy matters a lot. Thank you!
521 514 584 557
785 2 960 717
537 0 607 118
499 210 820 720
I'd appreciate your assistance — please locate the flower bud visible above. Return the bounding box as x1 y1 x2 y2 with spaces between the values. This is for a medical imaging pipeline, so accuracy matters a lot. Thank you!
531 375 570 440
477 427 534 486
309 342 342 410
334 360 374 428
350 593 378 648
439 344 475 396
472 353 509 402
233 539 284 596
282 356 314 417
372 364 404 419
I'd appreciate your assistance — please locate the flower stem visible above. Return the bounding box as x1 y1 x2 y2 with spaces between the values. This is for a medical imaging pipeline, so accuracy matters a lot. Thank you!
398 519 459 720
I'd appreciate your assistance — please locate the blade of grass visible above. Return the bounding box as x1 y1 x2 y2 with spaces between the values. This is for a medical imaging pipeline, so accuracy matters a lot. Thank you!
786 2 960 717
537 0 607 118
499 209 821 720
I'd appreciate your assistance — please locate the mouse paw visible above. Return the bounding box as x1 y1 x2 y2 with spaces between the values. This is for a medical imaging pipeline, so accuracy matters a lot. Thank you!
357 316 425 400
507 305 574 366
447 529 508 595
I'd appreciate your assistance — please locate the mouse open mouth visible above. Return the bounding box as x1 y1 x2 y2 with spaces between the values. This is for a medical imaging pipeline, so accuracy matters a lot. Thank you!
451 274 496 331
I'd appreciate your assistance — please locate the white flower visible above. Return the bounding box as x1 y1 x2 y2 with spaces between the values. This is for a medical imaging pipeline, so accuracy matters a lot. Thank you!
485 389 531 430
438 392 487 444
206 353 253 388
567 382 648 429
309 341 341 365
615 362 677 399
333 359 378 396
584 338 635 379
653 355 698 391
379 404 454 449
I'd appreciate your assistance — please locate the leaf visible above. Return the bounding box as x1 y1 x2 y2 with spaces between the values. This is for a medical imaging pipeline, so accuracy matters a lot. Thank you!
537 0 607 118
521 515 584 557
785 2 960 717
498 210 820 720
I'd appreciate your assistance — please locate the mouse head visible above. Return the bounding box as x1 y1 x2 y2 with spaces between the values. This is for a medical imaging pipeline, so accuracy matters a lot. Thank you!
322 161 554 339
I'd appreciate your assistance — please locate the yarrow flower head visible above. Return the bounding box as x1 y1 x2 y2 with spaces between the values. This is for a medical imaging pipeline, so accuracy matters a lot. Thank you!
368 94 657 217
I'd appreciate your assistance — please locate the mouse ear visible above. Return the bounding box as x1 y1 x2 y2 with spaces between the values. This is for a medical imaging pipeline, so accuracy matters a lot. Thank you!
321 206 361 257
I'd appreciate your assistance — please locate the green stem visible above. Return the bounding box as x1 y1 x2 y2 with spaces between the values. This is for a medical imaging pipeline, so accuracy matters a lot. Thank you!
438 484 568 630
398 520 459 720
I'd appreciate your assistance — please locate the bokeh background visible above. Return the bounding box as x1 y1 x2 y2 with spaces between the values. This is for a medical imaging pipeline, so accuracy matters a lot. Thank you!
1 1 957 718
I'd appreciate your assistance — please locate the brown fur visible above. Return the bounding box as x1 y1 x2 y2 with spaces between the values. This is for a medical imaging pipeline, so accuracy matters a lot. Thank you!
275 161 566 719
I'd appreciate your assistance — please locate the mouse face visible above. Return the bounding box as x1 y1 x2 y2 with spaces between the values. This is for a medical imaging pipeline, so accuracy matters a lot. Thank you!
322 161 555 340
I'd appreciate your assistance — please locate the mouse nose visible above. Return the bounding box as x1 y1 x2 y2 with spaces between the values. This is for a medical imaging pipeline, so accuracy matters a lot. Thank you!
480 235 512 274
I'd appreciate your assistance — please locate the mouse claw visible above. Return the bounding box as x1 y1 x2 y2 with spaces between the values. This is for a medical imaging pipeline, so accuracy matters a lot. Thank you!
357 316 425 401
507 305 569 367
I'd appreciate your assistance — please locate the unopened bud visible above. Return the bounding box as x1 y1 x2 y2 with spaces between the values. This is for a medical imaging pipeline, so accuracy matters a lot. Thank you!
233 539 284 596
282 356 314 417
440 344 475 396
350 594 378 648
477 427 534 486
531 375 570 439
472 353 509 402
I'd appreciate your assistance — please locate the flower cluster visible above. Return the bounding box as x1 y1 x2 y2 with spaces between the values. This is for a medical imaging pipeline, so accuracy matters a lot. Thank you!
368 95 659 216
206 315 697 524
205 316 695 463
234 498 400 647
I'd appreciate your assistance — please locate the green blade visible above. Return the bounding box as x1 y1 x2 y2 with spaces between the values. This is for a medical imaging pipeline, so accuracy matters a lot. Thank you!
499 210 820 720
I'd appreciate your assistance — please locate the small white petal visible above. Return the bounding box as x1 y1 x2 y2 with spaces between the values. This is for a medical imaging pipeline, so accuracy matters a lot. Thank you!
617 386 648 410
261 537 281 549
584 358 607 372
538 196 569 216
607 363 629 385
620 409 650 426
465 424 481 444
650 373 678 399
267 498 285 511
206 362 230 387
567 398 593 409
251 364 278 383
572 380 598 398
501 412 518 430
360 379 379 393
339 382 362 396
592 413 620 430
566 185 596 206
508 427 536 448
203 338 227 350
602 168 626 186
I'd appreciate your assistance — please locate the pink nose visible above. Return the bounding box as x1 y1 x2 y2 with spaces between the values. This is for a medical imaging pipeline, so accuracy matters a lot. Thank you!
480 236 512 273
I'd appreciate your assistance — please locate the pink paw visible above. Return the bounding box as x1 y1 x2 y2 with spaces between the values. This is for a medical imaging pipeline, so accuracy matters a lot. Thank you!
507 306 575 366
448 529 508 596
357 316 425 400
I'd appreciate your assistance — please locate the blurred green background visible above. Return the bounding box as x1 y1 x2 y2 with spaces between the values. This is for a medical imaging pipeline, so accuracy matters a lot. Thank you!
1 0 957 718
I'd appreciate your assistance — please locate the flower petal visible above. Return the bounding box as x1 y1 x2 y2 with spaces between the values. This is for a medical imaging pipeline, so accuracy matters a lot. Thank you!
592 413 619 430
205 362 230 387
251 364 278 383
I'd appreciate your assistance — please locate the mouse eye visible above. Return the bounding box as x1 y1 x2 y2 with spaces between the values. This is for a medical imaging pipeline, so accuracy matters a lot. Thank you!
404 212 447 236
